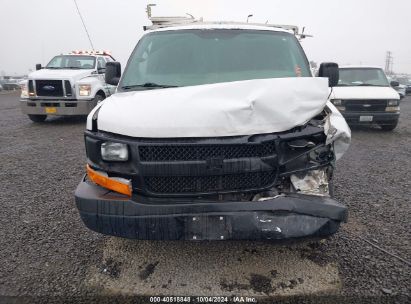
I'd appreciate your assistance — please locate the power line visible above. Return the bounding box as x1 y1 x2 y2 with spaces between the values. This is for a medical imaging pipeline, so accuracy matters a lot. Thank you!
73 0 95 50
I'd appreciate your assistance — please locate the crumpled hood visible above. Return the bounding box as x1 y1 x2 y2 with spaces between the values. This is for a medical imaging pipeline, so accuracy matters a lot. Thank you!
94 78 330 138
29 69 93 81
331 86 399 100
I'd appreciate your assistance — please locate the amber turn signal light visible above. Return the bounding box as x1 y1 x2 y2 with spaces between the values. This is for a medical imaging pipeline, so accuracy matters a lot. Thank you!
86 164 132 196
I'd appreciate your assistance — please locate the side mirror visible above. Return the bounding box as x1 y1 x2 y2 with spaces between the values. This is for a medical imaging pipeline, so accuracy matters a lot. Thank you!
35 64 42 71
390 81 399 87
318 62 339 87
105 62 121 85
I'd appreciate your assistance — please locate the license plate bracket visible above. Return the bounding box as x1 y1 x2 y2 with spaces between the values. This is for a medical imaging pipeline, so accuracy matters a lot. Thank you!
185 215 231 240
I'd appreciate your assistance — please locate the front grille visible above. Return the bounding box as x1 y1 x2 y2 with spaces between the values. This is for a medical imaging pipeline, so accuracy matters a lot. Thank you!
344 99 387 112
64 80 72 96
35 80 64 97
87 126 328 197
139 142 276 162
145 170 277 194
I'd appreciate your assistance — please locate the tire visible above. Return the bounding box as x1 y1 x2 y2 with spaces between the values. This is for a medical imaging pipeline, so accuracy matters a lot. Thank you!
28 114 47 122
380 121 398 131
94 93 105 104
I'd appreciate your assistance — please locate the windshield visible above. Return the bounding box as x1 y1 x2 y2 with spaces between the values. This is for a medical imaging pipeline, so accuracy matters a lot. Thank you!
337 68 390 87
119 29 311 91
46 55 96 69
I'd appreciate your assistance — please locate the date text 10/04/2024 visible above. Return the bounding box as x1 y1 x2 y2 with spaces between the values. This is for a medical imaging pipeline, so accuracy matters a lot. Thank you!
149 296 257 303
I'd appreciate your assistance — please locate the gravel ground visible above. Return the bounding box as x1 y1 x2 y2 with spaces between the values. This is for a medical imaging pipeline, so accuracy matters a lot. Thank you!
0 91 409 303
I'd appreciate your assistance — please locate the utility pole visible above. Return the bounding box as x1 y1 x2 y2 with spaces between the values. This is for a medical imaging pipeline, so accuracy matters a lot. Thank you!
385 51 393 75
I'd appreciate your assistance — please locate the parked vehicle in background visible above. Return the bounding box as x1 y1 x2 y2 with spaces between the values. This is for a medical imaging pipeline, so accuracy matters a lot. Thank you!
20 51 116 122
75 20 351 242
395 84 406 99
387 76 406 99
1 78 22 90
396 76 411 95
0 84 3 91
331 66 400 131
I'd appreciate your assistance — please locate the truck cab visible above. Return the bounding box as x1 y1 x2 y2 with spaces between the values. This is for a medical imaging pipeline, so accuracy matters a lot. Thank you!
75 21 351 241
20 51 116 122
330 66 400 131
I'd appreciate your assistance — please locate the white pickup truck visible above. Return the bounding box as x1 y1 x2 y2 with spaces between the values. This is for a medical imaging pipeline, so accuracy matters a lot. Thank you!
20 51 116 122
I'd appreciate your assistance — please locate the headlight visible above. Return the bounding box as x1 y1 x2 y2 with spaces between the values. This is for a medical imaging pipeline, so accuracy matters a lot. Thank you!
385 106 400 112
331 99 342 106
79 84 92 96
101 142 128 161
21 83 28 98
388 100 399 106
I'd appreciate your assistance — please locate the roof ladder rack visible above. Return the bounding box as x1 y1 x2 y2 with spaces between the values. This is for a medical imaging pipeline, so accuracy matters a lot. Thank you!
143 4 312 39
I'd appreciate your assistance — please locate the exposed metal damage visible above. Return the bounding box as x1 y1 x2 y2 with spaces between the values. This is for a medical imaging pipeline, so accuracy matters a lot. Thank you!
291 169 330 196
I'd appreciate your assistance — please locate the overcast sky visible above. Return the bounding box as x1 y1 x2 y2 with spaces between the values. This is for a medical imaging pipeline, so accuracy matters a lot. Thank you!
1 0 410 75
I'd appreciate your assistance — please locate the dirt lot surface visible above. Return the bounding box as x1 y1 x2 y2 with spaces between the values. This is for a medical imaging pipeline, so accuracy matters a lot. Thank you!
0 91 409 303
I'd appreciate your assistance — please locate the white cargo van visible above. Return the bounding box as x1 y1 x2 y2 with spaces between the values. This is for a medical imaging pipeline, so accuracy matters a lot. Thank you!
75 21 351 241
330 66 400 131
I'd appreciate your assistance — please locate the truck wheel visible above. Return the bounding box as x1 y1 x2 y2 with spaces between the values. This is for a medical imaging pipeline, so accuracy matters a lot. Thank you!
28 114 47 122
380 121 398 131
94 94 105 104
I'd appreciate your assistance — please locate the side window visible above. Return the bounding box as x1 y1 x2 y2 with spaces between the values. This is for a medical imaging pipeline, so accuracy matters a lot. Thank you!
47 56 63 68
97 57 106 73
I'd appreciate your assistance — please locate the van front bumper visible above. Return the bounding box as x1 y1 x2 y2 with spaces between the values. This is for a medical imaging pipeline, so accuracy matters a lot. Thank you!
20 98 96 116
342 111 399 125
75 178 348 241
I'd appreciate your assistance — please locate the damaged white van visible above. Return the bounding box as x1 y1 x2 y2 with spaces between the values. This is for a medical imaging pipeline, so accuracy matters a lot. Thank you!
75 22 351 241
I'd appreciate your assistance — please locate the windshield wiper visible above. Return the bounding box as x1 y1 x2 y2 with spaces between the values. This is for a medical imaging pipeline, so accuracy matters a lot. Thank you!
46 67 61 69
121 82 179 90
356 84 385 86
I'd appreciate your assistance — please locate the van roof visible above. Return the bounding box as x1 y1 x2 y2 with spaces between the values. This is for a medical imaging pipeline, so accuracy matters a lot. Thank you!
339 65 384 70
145 22 298 35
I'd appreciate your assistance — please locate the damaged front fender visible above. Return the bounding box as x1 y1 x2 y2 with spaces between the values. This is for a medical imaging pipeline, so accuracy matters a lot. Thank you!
324 101 351 160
